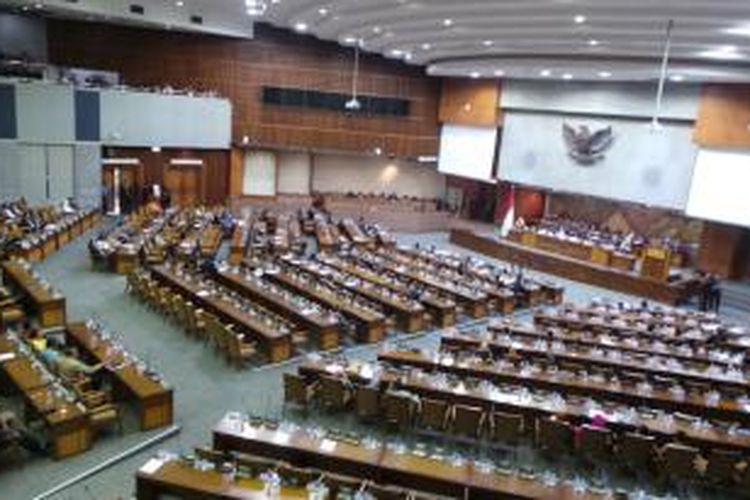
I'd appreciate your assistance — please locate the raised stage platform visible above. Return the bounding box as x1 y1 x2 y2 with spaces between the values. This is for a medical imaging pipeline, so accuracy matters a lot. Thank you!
449 229 706 305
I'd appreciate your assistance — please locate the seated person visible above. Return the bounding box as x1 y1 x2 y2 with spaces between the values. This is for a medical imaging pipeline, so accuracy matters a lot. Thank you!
38 347 106 379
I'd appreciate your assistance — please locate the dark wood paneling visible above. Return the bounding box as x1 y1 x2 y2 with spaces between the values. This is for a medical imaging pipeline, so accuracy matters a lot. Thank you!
697 222 750 279
439 78 501 127
48 22 440 158
103 147 229 205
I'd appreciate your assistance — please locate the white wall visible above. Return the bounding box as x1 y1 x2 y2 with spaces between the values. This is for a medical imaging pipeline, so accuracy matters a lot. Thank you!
15 82 75 143
73 144 102 207
277 152 311 195
243 150 277 197
100 90 231 149
312 154 446 198
499 112 698 210
0 143 20 201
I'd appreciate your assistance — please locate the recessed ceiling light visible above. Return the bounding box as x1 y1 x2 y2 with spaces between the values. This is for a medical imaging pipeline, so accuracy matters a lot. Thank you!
294 22 308 32
598 71 612 78
726 24 750 37
390 49 404 57
470 71 481 79
588 39 599 46
562 73 573 80
540 69 552 77
494 69 505 77
372 26 382 34
482 40 494 47
699 45 742 60
670 74 685 82
421 43 431 50
343 36 358 45
574 15 586 24
318 8 328 16
175 0 184 7
443 18 453 27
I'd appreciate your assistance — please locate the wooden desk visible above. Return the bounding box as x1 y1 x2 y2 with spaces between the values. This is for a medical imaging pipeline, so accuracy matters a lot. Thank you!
212 417 601 500
66 323 174 430
450 230 703 306
299 360 750 453
215 270 341 351
2 261 66 327
378 351 750 425
264 270 386 345
150 266 293 363
136 458 308 500
323 256 457 328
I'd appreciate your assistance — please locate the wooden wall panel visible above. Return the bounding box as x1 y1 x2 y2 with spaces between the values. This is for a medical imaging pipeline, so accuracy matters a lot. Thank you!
48 22 440 158
104 147 229 205
694 84 750 147
439 78 501 127
697 222 750 279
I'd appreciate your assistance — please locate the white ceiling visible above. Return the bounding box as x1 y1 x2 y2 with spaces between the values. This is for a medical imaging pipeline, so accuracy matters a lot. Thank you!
261 0 750 83
6 0 750 82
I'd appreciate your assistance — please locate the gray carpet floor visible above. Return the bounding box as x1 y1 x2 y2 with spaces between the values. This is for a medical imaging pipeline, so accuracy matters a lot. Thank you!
0 227 747 499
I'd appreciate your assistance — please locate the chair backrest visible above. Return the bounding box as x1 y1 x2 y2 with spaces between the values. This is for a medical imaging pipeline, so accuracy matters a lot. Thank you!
705 448 741 484
619 432 655 471
382 392 414 430
419 398 450 431
579 425 612 460
355 385 380 419
283 373 310 406
453 404 484 438
319 376 349 410
538 417 573 454
662 443 699 481
491 411 523 444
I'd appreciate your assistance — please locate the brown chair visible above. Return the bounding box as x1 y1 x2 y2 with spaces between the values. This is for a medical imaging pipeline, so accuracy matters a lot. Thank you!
89 403 123 436
661 443 701 484
354 385 380 421
491 411 524 445
452 404 485 439
537 417 573 455
418 398 450 432
227 331 256 368
619 432 656 473
283 373 316 409
382 392 415 431
705 448 742 487
194 446 227 465
579 425 612 464
318 376 352 411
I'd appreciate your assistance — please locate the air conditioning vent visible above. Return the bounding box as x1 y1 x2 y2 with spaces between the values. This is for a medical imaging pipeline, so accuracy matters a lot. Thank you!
129 4 144 15
190 15 203 25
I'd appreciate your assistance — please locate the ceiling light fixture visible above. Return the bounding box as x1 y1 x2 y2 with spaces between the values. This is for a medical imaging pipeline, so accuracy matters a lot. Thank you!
598 71 612 78
588 39 599 46
294 22 308 32
562 73 573 80
482 40 494 47
574 15 586 24
494 69 505 77
421 43 431 50
699 45 742 60
470 71 481 79
245 0 267 16
443 18 453 27
669 74 685 82
540 69 552 77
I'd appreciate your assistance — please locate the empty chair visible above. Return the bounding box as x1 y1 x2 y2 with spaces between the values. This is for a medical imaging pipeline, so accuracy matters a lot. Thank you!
354 385 380 421
704 448 742 487
194 446 227 465
88 402 123 436
452 404 485 439
318 376 352 411
619 432 656 474
661 443 701 484
418 398 450 432
226 331 256 368
283 373 316 409
382 392 416 431
537 417 573 456
491 411 524 446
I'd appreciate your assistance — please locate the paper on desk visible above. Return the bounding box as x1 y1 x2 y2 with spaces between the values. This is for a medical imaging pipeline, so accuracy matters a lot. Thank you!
0 352 16 363
139 458 164 475
272 431 291 444
320 439 337 453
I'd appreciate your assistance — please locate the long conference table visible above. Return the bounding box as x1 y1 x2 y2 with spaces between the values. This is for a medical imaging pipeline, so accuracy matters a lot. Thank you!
212 415 604 499
449 229 703 306
298 359 750 453
214 269 341 351
2 260 66 328
66 323 174 431
377 351 750 425
149 265 294 363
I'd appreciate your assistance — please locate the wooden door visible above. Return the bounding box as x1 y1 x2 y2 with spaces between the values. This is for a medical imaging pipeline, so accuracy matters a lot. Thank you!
165 165 203 207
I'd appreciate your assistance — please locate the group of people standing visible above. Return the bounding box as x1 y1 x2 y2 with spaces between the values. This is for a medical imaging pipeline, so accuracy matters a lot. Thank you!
700 274 722 313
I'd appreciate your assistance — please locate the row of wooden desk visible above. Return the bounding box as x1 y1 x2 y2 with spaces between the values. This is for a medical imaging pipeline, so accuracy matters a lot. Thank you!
450 229 703 306
2 260 67 328
298 359 750 454
377 350 750 425
7 209 100 263
212 416 605 500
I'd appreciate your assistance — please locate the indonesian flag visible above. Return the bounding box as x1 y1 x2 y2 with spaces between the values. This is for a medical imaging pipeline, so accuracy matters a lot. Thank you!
495 184 515 237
